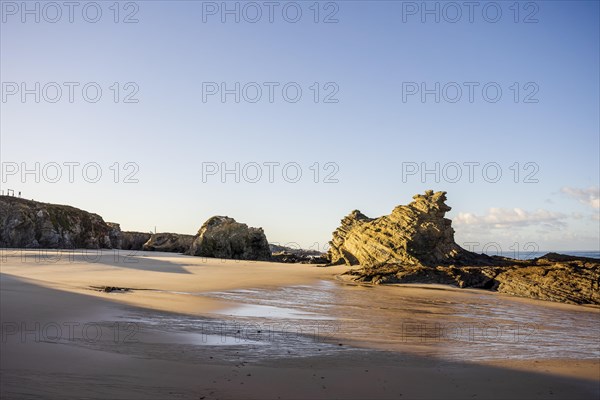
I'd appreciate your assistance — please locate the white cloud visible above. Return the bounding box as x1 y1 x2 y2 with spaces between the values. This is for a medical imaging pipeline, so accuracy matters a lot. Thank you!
454 208 568 230
561 186 600 209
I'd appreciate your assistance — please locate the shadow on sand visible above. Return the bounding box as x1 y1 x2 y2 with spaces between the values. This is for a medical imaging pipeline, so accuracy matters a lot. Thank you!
1 248 194 274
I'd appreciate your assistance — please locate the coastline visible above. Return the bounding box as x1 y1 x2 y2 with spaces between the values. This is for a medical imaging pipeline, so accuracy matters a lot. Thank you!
1 250 599 399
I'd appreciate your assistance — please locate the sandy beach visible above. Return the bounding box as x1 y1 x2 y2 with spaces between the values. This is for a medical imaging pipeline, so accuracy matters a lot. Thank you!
3 0 599 398
1 250 599 399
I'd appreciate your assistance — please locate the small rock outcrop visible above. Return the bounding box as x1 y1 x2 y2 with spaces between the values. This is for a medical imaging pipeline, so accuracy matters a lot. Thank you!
329 190 489 266
188 216 271 261
0 196 119 249
119 230 153 250
142 233 194 253
269 244 328 264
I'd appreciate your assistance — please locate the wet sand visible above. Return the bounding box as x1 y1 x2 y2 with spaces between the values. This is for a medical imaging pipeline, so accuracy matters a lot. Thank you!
1 250 599 399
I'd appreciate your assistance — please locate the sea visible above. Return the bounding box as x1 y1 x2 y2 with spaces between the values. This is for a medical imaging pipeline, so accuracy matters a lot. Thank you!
482 250 600 260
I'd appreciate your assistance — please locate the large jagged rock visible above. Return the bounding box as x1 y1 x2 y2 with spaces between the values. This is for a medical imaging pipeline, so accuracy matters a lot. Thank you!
142 233 194 253
0 196 119 249
329 190 490 266
333 191 600 305
187 216 271 261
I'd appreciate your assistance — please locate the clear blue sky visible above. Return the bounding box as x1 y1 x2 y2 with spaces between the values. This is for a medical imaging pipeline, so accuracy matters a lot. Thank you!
1 1 598 253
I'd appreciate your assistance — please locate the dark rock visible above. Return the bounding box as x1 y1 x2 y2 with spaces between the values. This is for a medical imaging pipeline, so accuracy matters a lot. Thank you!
344 259 599 305
269 243 327 264
90 285 131 293
271 251 328 264
120 230 153 250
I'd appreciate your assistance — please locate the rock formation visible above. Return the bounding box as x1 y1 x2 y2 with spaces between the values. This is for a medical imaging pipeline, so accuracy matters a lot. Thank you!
333 191 600 305
0 197 271 259
119 230 153 250
343 254 600 305
0 196 119 249
0 197 188 253
270 243 328 264
142 232 194 253
187 216 271 261
493 253 599 305
329 190 491 266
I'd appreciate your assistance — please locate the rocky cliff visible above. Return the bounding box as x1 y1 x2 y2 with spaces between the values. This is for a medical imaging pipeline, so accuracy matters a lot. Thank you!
187 216 271 261
1 197 272 260
0 196 120 249
329 190 490 266
0 197 188 254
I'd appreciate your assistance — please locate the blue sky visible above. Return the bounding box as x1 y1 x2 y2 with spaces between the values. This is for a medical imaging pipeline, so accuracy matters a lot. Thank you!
1 0 599 253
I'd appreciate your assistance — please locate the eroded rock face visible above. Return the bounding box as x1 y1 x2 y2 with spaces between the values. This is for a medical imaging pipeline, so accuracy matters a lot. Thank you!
0 196 118 249
328 190 487 266
106 223 124 248
188 216 271 261
343 254 600 305
119 231 153 250
332 191 600 305
494 254 600 305
142 233 194 253
0 198 270 258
